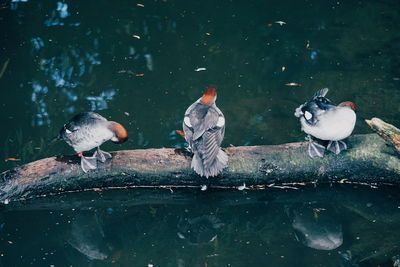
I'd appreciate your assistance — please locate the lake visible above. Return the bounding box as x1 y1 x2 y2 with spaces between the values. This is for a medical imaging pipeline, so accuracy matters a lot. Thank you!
0 0 399 266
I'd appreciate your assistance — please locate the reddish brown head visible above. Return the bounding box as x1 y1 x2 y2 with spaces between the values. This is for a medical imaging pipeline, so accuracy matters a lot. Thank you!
110 122 129 144
200 87 217 105
339 101 357 112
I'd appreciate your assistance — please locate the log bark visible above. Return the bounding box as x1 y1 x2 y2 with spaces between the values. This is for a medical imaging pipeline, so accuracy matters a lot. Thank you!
365 117 400 153
0 132 400 203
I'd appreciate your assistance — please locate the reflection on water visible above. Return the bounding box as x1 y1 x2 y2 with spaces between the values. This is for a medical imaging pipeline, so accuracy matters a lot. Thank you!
1 185 400 266
67 212 111 261
287 203 343 251
31 81 50 126
44 2 70 27
177 215 224 245
86 89 116 111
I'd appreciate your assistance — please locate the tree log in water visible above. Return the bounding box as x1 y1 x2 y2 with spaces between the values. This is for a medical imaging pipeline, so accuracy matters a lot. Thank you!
0 121 400 202
366 117 400 154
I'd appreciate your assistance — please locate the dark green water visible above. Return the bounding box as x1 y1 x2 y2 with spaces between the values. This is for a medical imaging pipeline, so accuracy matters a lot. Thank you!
1 185 400 266
1 0 400 266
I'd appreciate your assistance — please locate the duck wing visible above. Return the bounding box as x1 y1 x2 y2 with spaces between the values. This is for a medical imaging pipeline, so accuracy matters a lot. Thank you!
302 89 335 125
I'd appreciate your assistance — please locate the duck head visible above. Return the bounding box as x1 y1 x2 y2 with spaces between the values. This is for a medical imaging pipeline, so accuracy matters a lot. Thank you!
109 122 129 144
338 101 357 112
200 87 217 105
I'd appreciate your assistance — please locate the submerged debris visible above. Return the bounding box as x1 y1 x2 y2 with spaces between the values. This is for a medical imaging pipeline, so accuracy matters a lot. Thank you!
285 83 301 86
237 183 247 191
194 67 207 72
274 21 286 26
4 158 21 162
177 215 224 244
0 59 10 79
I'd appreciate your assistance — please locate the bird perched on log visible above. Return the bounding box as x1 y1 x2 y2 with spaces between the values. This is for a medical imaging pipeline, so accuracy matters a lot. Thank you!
55 112 128 172
182 87 228 178
294 88 356 158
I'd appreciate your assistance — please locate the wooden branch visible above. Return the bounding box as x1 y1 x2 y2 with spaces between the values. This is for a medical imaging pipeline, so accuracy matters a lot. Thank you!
0 134 400 203
365 118 400 153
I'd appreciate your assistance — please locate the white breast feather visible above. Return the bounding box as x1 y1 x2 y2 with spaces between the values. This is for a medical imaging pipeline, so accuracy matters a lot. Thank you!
216 116 225 128
301 107 356 141
184 116 192 128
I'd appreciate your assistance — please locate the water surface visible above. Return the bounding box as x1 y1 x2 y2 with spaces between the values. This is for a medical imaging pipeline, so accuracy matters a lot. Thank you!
1 184 400 266
0 1 400 266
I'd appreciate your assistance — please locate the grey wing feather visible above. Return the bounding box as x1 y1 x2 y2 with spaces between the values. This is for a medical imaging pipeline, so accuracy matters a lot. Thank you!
183 100 199 147
193 108 226 177
313 88 329 98
183 121 193 148
200 126 224 168
183 102 227 178
65 112 106 132
295 88 329 118
191 132 227 178
87 112 107 121
191 107 219 141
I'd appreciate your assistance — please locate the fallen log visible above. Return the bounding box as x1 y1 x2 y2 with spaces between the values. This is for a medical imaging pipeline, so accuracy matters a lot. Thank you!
0 129 400 203
366 117 400 153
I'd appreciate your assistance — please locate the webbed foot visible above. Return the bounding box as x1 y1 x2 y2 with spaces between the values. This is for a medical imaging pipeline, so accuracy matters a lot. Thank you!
327 140 347 155
93 147 112 163
185 145 193 154
81 156 97 173
308 139 326 158
174 148 192 157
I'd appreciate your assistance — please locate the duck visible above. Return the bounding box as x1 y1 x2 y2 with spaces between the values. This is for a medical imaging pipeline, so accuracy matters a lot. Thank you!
182 86 228 178
294 88 356 158
55 112 128 172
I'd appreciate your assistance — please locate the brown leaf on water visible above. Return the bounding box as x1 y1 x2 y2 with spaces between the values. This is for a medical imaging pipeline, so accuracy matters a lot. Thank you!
0 58 10 79
5 158 21 162
285 83 301 86
176 130 185 137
